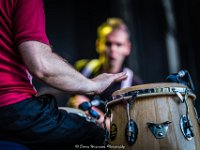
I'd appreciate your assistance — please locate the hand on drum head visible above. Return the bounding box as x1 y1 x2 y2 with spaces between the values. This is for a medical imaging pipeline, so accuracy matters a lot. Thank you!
91 72 127 94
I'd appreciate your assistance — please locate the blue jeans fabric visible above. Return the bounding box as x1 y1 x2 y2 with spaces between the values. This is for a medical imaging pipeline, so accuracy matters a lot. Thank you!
0 94 105 150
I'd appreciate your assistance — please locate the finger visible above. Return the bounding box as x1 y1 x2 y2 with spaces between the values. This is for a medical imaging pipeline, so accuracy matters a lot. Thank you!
114 72 127 82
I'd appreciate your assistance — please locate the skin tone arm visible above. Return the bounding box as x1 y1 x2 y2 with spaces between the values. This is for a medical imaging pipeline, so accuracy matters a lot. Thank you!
18 41 127 95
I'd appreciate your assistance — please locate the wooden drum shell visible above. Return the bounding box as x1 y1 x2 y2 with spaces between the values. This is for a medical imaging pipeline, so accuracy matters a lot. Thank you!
108 83 200 150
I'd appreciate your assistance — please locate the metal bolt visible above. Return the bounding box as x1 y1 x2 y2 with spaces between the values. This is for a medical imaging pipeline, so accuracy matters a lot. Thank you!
158 132 164 136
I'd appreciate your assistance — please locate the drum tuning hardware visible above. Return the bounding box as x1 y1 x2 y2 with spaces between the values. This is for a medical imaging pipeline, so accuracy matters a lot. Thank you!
147 121 172 139
125 95 138 145
176 89 194 140
125 119 138 145
180 115 194 140
173 89 184 103
104 101 110 147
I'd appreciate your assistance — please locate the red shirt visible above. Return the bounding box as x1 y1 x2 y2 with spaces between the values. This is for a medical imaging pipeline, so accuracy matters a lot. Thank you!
0 0 49 106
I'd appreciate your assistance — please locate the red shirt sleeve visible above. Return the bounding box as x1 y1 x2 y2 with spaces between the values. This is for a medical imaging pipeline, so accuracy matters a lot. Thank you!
13 0 50 46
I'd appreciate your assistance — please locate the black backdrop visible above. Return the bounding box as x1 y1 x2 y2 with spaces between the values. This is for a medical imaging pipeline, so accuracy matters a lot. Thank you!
38 0 200 114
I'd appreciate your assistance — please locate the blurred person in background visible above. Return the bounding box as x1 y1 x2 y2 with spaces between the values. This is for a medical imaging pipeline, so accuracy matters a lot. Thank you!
68 18 143 128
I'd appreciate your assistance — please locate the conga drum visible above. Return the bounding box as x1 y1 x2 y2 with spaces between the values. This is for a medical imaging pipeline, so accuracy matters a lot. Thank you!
107 83 200 150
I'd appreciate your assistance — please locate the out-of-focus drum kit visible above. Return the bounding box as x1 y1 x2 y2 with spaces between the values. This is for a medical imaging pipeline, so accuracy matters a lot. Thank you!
104 70 200 150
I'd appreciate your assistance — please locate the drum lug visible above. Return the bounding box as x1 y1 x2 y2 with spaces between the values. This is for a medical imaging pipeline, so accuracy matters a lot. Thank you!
125 119 138 145
104 101 110 146
175 89 194 140
147 121 172 139
180 115 194 140
125 94 138 145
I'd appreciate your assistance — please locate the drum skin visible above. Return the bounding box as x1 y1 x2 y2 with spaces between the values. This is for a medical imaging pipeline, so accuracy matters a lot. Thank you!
108 83 200 150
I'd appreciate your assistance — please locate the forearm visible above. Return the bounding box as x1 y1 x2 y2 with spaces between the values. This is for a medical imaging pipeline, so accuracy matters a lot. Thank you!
18 41 127 95
40 53 94 93
18 41 95 94
40 53 95 94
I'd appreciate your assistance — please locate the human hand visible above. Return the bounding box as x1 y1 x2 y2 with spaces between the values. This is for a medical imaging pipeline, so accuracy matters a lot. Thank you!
91 72 127 95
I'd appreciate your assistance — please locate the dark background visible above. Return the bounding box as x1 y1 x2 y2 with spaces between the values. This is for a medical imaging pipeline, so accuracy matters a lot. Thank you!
35 0 200 115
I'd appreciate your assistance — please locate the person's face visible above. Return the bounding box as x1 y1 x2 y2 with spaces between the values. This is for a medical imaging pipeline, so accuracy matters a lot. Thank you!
104 29 131 70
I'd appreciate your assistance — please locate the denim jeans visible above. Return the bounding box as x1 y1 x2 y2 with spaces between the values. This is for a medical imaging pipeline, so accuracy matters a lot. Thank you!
0 94 105 150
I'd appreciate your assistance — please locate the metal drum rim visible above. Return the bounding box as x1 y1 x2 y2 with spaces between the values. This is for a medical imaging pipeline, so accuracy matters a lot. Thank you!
108 83 196 107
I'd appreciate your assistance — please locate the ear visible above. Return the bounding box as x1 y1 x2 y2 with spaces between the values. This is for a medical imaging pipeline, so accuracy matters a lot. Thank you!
124 42 131 56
